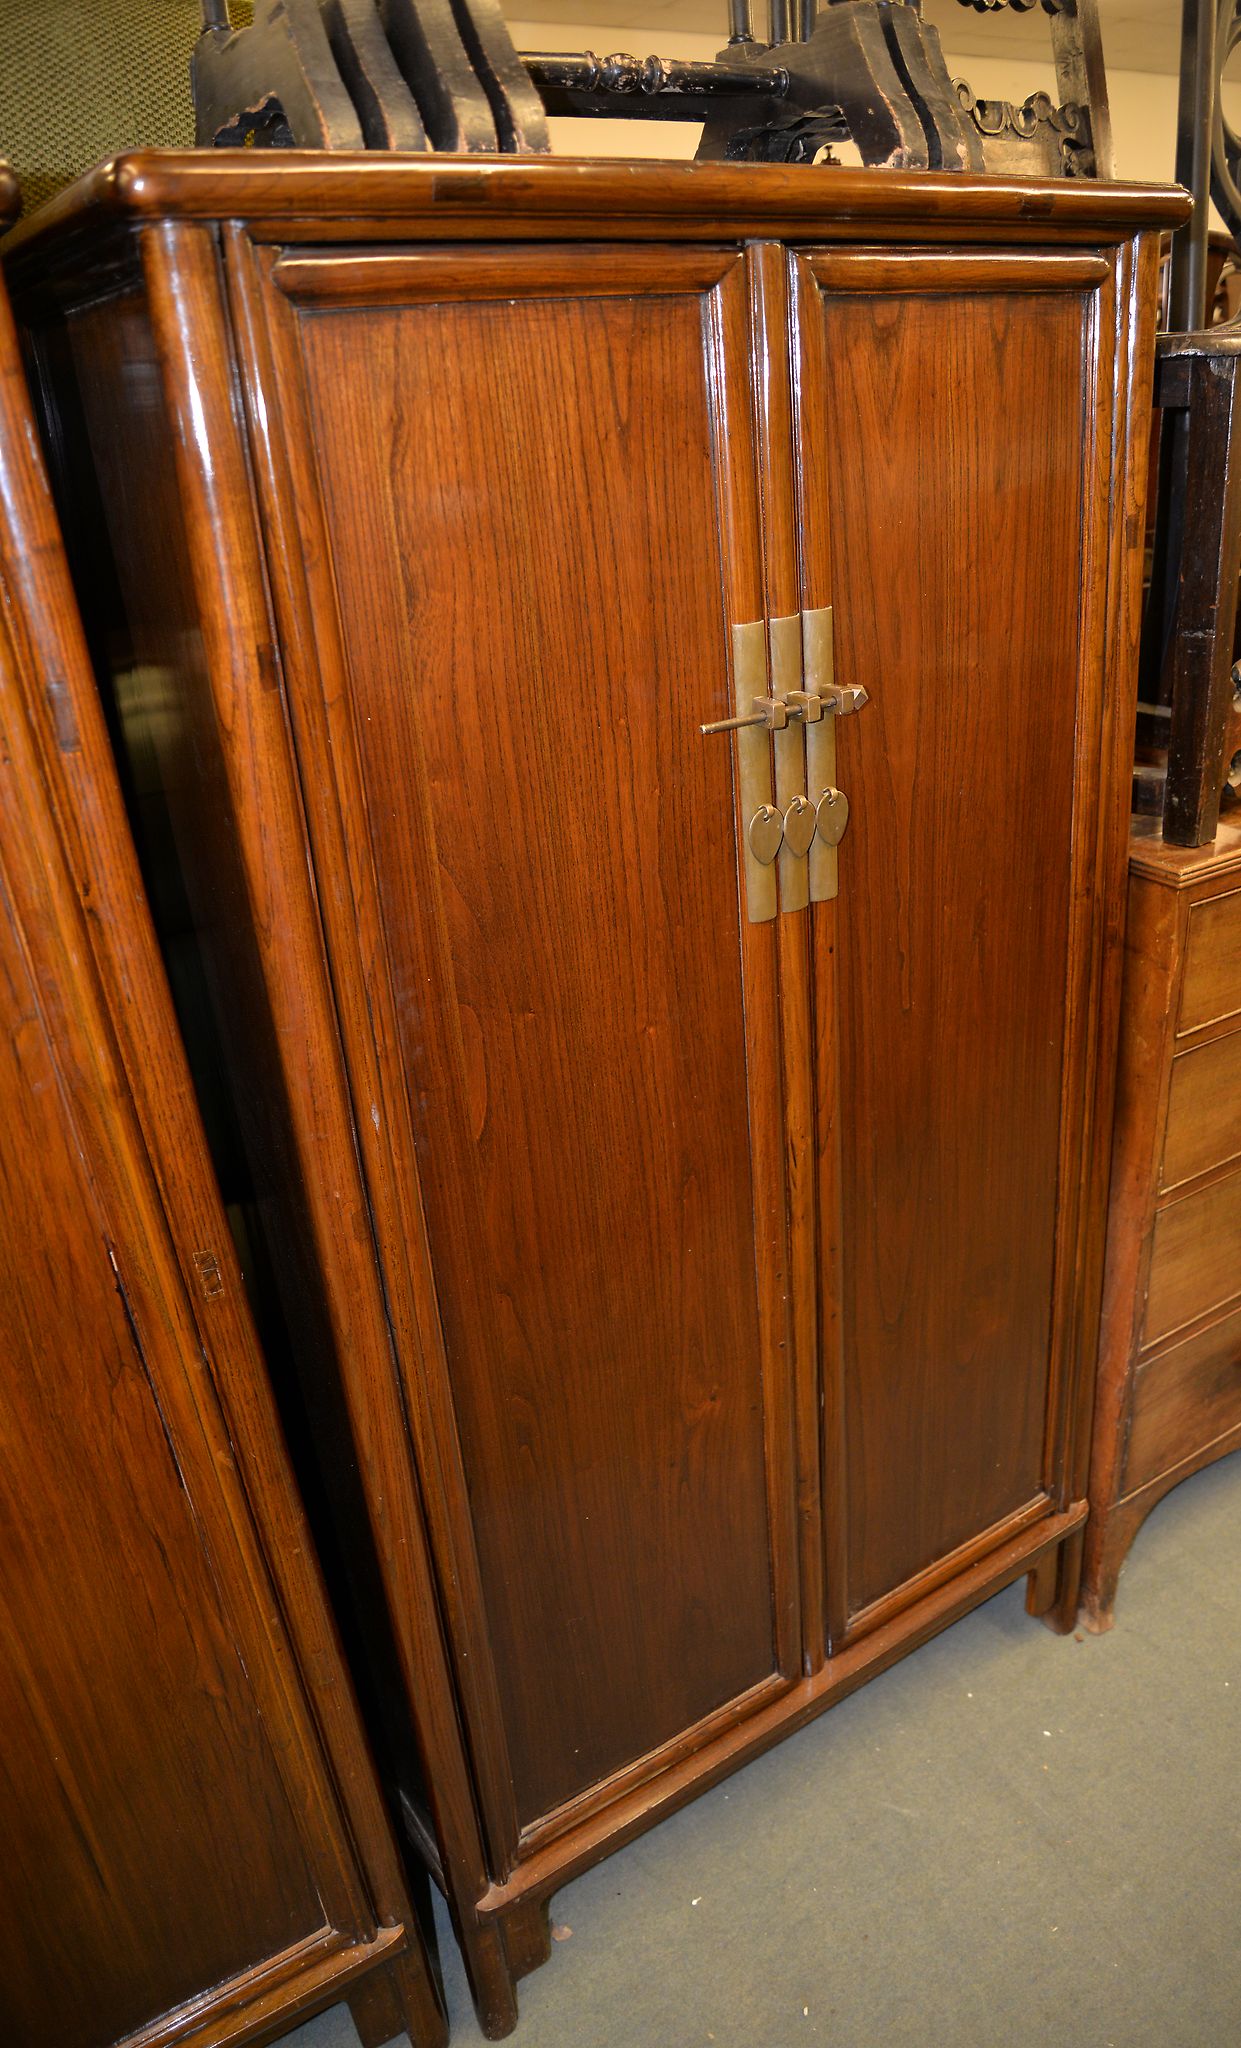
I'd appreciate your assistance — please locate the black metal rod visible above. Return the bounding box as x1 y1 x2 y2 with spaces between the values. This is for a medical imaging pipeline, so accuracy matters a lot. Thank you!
200 0 231 27
793 0 816 40
728 0 755 45
521 52 786 101
1170 0 1216 330
768 0 791 49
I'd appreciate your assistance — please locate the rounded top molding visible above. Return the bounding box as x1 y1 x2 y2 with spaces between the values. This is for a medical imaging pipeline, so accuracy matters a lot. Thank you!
3 149 1189 263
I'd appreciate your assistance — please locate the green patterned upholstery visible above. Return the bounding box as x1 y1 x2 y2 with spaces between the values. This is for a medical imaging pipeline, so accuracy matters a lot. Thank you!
0 0 254 212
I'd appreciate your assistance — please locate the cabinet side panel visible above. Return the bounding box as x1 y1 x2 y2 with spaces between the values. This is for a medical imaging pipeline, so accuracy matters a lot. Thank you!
0 812 325 2048
813 287 1086 1614
292 286 782 1828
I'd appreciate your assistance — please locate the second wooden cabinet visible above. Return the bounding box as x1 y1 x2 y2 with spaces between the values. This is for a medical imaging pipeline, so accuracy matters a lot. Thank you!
9 155 1182 2037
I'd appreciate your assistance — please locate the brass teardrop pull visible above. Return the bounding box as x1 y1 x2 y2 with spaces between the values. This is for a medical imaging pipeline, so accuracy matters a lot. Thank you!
815 787 850 849
783 794 817 859
747 804 784 866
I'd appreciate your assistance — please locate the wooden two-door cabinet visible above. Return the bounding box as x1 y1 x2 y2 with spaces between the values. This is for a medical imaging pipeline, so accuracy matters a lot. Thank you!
0 165 445 2048
8 156 1184 2036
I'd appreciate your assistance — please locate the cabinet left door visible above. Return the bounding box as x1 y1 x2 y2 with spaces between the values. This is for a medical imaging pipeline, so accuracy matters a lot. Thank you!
230 241 807 1854
0 275 443 2048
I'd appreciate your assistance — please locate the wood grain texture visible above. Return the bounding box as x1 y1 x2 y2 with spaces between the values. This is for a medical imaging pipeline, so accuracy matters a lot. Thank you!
471 1500 1089 1919
1046 232 1164 1642
801 250 1110 293
286 256 791 1829
797 279 1086 1619
1145 1168 1241 1346
1084 863 1182 1611
747 240 825 1672
0 847 322 2046
6 161 1171 2035
1178 887 1241 1033
1162 1028 1241 1190
0 242 444 2047
1128 810 1241 886
2 155 1189 265
1126 1306 1241 1492
1084 832 1241 1627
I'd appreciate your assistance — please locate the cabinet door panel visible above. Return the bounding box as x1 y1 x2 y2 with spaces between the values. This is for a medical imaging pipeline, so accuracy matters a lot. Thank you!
268 254 795 1831
796 268 1090 1620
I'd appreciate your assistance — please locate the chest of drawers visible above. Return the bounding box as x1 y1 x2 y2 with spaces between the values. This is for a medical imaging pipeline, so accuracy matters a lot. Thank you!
1084 818 1241 1626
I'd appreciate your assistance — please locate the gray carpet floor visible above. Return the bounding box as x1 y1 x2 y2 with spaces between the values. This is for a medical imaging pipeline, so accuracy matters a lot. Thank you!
280 1453 1241 2048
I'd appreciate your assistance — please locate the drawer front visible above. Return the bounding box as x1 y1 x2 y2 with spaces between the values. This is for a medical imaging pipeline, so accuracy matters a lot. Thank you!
1144 1167 1241 1346
1126 1306 1241 1492
1162 1028 1241 1189
1178 888 1241 1036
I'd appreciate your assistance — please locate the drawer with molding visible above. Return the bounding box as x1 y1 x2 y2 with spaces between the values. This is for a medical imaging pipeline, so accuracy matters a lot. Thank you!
1161 1027 1241 1191
1144 1165 1241 1347
1125 1307 1241 1498
1177 885 1241 1038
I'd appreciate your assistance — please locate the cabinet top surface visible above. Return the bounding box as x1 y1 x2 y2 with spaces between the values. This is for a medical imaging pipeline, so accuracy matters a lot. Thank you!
1130 815 1241 886
3 151 1187 264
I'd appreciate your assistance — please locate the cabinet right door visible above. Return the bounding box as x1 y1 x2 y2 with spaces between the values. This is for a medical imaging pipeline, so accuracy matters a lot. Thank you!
791 244 1126 1640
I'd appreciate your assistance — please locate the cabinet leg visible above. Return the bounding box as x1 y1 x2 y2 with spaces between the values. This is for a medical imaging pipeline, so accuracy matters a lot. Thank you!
455 1912 521 2041
1079 1495 1151 1633
500 1895 552 1981
348 1947 446 2048
1025 1526 1083 1635
1023 1545 1059 1619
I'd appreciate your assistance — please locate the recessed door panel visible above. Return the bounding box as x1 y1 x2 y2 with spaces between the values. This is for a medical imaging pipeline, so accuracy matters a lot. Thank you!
796 268 1089 1619
281 255 795 1829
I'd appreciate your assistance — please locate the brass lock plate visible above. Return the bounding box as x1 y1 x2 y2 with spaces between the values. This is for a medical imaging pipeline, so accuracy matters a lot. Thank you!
816 787 850 848
748 804 784 866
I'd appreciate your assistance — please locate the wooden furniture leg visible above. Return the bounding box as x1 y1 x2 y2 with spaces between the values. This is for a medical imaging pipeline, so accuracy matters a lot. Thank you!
501 1897 553 1982
349 1949 444 2048
1028 1528 1085 1635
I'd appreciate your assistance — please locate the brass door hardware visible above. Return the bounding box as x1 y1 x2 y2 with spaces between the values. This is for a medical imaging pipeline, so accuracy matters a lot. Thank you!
700 681 867 739
803 605 854 903
748 804 784 865
709 606 867 922
730 620 779 924
816 787 849 847
782 794 817 859
700 695 793 736
771 612 809 913
826 684 869 715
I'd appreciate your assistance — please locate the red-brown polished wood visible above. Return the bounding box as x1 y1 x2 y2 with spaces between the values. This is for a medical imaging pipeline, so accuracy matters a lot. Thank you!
799 270 1083 1618
6 153 1183 2037
0 165 444 2048
286 255 791 1830
1084 816 1241 1628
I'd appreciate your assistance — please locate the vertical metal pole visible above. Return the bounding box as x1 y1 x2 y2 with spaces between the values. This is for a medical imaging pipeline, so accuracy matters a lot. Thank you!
1141 0 1218 712
728 0 756 43
793 0 816 40
768 0 791 48
1169 0 1216 329
200 0 232 27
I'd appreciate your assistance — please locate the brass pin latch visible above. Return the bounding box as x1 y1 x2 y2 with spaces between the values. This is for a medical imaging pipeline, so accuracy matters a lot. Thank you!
704 607 867 922
700 695 792 736
699 681 868 738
